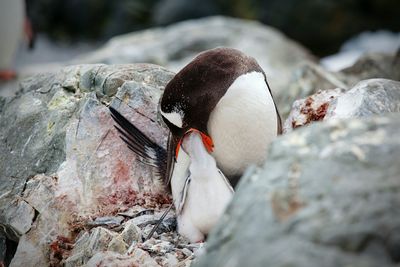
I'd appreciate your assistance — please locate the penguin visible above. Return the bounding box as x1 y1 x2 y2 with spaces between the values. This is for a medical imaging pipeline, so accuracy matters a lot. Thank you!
176 130 234 242
110 47 282 242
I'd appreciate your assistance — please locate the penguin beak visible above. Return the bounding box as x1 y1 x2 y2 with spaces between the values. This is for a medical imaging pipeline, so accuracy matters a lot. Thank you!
175 128 214 158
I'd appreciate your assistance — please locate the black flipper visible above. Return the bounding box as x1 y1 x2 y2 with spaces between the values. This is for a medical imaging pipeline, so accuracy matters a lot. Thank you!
109 106 168 185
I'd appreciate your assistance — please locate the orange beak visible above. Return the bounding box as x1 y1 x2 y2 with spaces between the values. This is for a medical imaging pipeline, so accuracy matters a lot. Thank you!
175 128 214 158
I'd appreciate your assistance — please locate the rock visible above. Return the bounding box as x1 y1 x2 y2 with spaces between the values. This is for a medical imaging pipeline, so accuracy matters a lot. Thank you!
283 88 344 133
87 216 125 228
64 227 117 266
193 114 400 267
9 175 66 267
108 235 128 254
1 199 35 241
85 251 139 267
321 31 400 71
86 251 139 267
118 208 155 218
10 234 49 267
162 252 179 267
120 219 142 245
130 248 161 267
141 239 175 255
1 64 174 265
282 51 399 119
156 217 177 233
279 63 348 119
340 52 400 87
75 16 315 115
326 79 400 119
285 78 400 132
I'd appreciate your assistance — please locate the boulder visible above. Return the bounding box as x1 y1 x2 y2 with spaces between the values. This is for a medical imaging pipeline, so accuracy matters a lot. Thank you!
280 51 400 119
0 64 175 266
284 78 400 132
340 52 400 86
326 78 400 119
194 114 400 267
283 88 344 133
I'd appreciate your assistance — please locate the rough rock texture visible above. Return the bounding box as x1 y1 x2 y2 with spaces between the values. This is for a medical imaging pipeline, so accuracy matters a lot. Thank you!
284 78 400 132
75 16 316 115
60 205 200 267
194 114 400 267
0 64 178 266
283 88 344 132
341 52 400 85
280 51 400 118
326 78 400 119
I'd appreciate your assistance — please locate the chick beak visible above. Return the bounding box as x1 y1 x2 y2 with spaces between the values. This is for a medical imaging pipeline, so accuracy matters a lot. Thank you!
175 128 214 158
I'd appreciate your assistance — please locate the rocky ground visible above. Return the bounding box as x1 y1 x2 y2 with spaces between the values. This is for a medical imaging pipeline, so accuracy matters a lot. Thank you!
0 16 399 267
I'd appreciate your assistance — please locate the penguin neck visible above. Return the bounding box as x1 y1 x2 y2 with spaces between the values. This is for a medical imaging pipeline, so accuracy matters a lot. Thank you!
182 132 217 178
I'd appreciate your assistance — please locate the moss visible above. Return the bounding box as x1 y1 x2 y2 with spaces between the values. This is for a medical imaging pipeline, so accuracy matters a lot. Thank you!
47 121 56 133
47 91 75 111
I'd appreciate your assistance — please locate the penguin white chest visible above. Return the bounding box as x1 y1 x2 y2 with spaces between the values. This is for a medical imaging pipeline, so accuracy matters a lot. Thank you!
208 71 278 176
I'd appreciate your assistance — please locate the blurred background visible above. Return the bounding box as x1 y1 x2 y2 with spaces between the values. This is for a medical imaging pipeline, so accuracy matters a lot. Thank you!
24 0 400 55
0 0 399 96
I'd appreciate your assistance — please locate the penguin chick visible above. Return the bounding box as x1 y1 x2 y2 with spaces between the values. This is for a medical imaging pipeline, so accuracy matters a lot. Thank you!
176 130 233 243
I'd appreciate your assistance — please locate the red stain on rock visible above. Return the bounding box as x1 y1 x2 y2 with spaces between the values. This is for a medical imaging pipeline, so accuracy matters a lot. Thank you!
315 102 329 120
113 159 130 184
299 96 330 125
49 236 74 266
98 187 138 207
97 188 172 215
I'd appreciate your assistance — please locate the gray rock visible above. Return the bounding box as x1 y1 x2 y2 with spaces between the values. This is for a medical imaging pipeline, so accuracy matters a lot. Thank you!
1 199 35 241
279 63 348 118
326 78 400 119
1 64 174 266
120 219 142 245
107 235 128 254
129 248 162 267
87 216 125 228
283 88 345 133
118 208 155 218
87 249 161 267
64 227 116 267
194 114 400 267
85 251 138 267
285 78 400 132
9 175 65 267
281 51 400 119
341 52 400 85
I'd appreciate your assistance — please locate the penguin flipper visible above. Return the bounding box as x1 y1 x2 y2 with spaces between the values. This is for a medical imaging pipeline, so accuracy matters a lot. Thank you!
109 106 168 185
218 169 234 193
177 174 191 214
